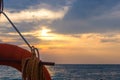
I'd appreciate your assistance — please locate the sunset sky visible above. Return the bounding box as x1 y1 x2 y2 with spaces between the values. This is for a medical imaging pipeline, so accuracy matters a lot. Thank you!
1 0 120 64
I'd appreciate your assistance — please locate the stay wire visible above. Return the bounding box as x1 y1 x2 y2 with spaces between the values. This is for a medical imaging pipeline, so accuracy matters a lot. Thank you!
0 11 32 50
0 0 39 55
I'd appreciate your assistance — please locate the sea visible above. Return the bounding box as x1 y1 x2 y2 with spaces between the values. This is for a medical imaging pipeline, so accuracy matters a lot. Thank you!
1 64 120 80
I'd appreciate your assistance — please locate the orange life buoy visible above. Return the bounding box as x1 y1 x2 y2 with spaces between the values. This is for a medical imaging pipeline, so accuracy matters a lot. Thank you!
0 43 51 80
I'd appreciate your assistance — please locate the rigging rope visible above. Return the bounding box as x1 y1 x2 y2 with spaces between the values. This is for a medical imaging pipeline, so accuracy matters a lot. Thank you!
1 11 32 50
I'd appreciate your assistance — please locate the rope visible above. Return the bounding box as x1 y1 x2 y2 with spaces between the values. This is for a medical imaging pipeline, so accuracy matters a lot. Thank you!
0 11 32 50
22 48 46 80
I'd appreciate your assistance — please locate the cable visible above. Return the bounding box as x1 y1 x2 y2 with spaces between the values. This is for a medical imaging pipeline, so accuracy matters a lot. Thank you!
0 0 32 50
0 11 32 50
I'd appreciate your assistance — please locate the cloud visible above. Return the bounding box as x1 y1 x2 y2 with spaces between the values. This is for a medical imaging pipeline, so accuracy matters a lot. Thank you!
1 0 75 24
38 32 120 64
64 0 120 19
0 1 72 40
0 40 3 43
4 0 41 11
99 33 120 43
3 0 120 34
2 0 120 64
32 29 120 50
0 1 71 35
1 24 120 63
49 0 120 34
1 7 69 23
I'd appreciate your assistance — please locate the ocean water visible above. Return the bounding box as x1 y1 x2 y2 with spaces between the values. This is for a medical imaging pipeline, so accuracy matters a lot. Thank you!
1 64 120 80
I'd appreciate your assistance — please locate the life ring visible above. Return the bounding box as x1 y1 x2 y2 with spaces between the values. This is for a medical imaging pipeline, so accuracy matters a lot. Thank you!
0 43 51 80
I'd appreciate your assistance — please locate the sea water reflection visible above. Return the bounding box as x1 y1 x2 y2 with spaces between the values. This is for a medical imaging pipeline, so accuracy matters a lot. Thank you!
1 64 120 80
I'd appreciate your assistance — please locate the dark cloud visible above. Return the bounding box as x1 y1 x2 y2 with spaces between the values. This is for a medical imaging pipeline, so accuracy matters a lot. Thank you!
50 19 120 34
50 0 120 34
64 0 120 20
2 0 120 35
0 20 49 33
0 34 42 47
4 0 69 12
15 22 41 32
4 0 41 11
99 34 120 43
2 0 72 34
101 38 120 43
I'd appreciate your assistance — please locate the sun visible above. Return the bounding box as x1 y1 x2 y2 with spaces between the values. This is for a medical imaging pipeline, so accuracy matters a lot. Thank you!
39 27 57 40
38 27 65 41
41 28 51 37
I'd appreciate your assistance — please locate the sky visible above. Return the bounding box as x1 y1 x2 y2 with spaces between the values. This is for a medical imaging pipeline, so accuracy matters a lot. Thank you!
1 0 120 64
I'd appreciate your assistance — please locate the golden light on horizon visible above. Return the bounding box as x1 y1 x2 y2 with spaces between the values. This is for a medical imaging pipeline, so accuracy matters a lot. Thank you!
36 27 77 50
